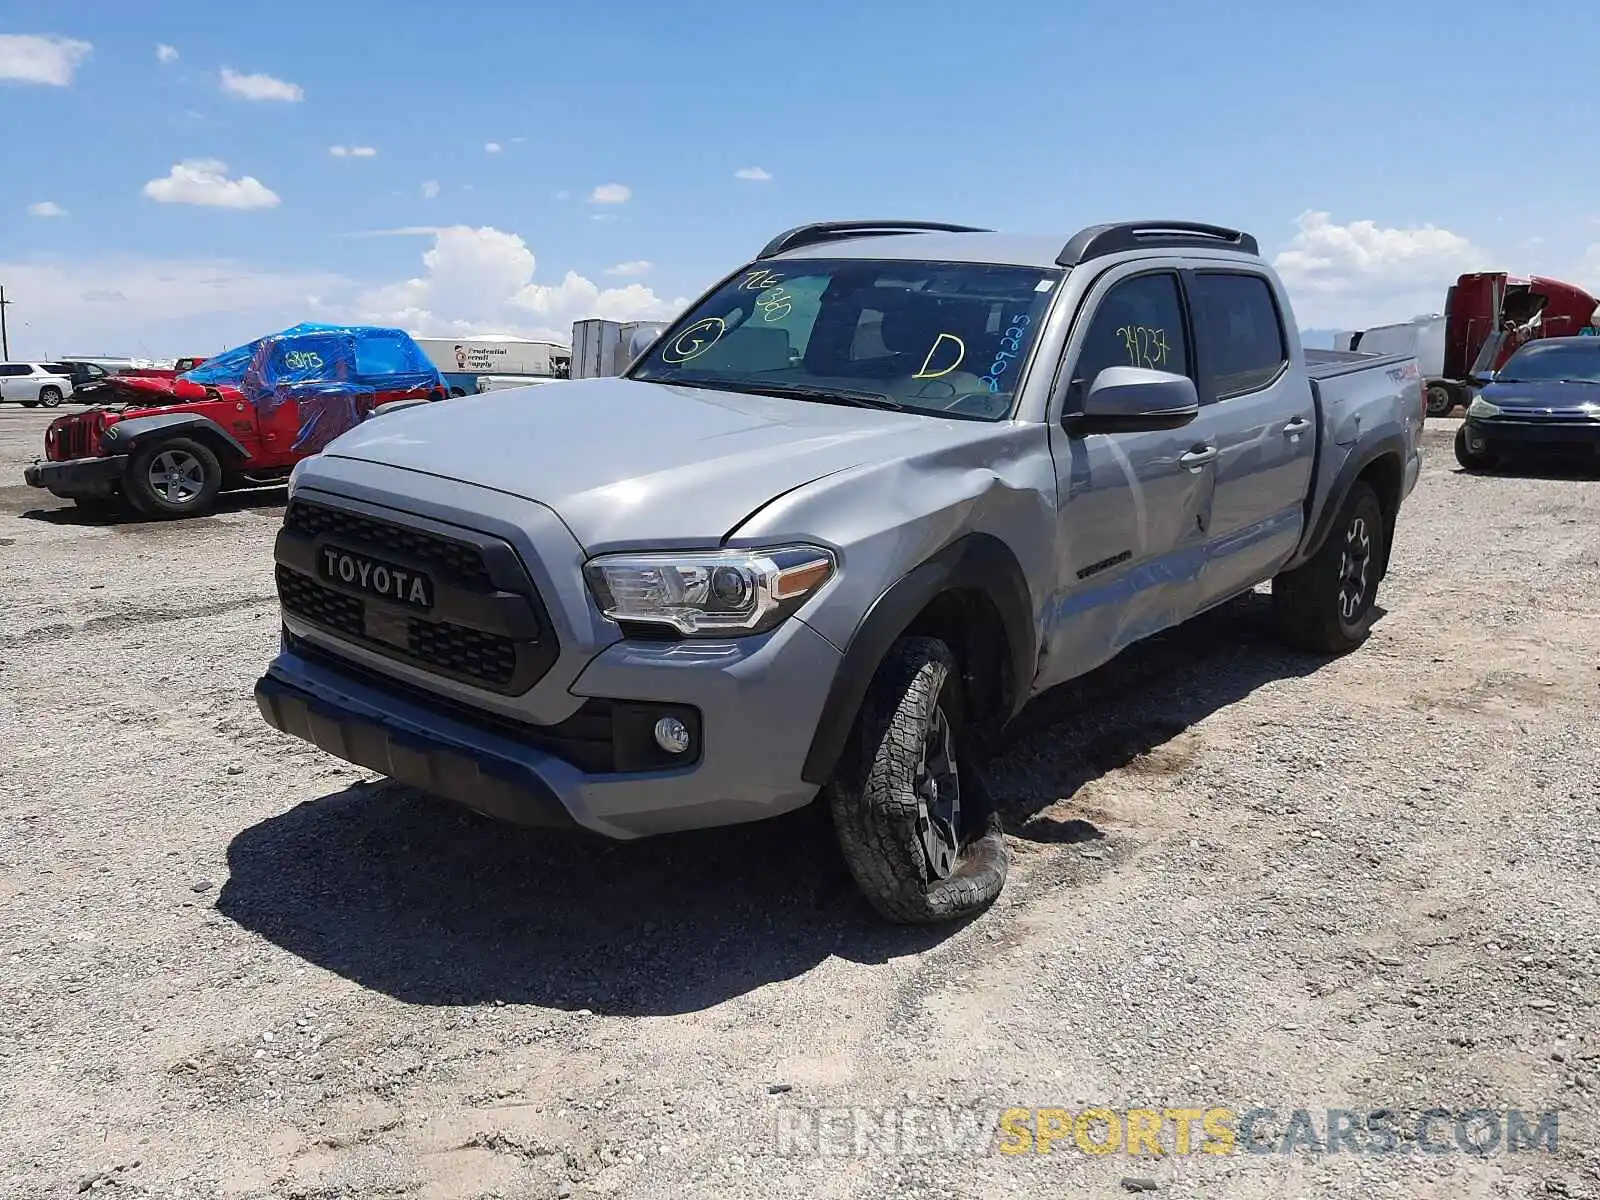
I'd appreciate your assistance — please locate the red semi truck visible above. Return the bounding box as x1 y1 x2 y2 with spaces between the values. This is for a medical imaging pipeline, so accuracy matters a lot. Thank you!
1339 272 1600 416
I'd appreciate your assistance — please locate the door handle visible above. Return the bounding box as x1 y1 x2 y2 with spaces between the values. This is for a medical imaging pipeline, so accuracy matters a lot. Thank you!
1178 445 1217 470
1282 416 1310 435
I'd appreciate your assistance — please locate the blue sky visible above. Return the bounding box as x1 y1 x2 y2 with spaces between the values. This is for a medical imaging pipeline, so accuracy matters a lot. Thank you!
2 0 1597 358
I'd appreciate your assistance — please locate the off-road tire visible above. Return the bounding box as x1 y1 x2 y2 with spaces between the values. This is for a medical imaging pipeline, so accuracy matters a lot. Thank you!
826 636 1009 924
1454 424 1495 472
37 386 64 408
1425 382 1455 417
125 437 223 519
1273 481 1386 655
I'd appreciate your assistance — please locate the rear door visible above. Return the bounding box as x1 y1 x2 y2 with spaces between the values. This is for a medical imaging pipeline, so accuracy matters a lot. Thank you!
1185 269 1315 611
0 364 28 401
1038 264 1213 691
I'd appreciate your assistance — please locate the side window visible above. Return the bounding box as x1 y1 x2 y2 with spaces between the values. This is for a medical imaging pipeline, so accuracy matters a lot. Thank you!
1189 272 1287 398
1070 273 1190 400
0 364 27 376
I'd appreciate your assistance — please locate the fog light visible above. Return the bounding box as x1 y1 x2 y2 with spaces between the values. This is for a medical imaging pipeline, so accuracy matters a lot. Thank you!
1467 433 1487 453
652 716 692 755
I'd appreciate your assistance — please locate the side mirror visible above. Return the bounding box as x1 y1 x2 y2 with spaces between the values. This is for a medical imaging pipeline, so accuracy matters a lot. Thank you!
1065 366 1199 435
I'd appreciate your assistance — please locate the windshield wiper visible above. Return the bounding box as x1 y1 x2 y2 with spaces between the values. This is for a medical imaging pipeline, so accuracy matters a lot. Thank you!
734 382 906 411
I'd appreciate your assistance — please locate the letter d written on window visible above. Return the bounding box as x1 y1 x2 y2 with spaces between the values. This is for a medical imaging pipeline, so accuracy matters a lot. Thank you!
915 334 967 379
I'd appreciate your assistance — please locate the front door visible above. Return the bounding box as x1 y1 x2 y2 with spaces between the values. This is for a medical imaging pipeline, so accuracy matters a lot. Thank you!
1038 267 1214 692
1185 269 1315 611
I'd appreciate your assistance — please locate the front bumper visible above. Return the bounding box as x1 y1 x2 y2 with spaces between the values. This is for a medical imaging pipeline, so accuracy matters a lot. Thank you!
1464 416 1600 454
256 616 843 840
23 454 129 498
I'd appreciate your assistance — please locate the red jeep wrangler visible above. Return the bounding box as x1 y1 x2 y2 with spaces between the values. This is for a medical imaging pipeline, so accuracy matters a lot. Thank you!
25 324 445 518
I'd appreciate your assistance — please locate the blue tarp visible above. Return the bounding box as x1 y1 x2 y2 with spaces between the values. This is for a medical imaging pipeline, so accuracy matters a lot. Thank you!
181 322 443 452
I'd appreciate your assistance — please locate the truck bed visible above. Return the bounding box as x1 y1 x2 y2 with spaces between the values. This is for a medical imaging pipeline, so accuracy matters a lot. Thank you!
1292 346 1423 571
1304 348 1413 378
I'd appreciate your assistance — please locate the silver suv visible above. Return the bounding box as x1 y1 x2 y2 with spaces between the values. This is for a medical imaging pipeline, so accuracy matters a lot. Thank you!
256 219 1423 923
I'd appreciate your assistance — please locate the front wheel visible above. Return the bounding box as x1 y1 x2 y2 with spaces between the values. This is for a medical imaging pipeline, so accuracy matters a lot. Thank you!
125 437 223 518
1273 481 1386 655
1454 424 1496 472
826 636 1008 924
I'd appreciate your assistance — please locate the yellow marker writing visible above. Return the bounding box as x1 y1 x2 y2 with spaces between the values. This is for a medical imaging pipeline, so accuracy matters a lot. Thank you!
914 333 966 379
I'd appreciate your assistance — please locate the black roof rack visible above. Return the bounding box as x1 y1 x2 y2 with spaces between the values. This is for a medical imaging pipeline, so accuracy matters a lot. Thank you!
1057 221 1258 267
757 220 990 260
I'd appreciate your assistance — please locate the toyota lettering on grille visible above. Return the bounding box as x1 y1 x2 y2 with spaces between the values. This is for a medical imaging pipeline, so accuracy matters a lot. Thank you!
318 546 435 610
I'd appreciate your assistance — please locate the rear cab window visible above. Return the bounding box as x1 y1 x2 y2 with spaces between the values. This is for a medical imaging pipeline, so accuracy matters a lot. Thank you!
1189 272 1288 399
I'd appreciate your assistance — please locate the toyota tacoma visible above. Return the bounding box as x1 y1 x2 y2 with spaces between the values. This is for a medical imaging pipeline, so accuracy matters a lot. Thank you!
255 219 1424 923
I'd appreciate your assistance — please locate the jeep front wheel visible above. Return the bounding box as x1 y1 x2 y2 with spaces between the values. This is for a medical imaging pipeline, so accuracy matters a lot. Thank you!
826 636 1008 924
125 437 223 518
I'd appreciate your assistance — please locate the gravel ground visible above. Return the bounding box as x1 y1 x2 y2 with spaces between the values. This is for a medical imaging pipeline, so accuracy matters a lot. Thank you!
1 404 1597 1200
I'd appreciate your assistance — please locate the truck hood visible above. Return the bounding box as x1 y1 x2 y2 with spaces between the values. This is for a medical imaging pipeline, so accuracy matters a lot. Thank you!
320 376 996 550
1480 379 1600 418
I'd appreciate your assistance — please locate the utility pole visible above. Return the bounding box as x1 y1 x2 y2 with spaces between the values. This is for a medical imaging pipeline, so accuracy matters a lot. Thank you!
0 285 11 360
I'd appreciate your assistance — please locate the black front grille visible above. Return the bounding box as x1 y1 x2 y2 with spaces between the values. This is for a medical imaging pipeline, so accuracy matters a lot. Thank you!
284 500 492 587
276 567 522 689
274 498 559 695
277 567 363 638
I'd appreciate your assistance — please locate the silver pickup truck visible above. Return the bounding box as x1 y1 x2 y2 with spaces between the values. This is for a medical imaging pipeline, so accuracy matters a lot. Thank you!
255 219 1424 924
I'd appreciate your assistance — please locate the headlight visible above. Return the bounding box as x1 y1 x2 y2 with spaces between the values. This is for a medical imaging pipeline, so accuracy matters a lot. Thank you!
584 545 836 636
1467 395 1501 418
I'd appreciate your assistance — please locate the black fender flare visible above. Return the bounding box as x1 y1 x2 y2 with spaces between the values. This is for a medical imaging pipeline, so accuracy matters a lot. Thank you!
1301 431 1406 566
101 412 249 463
800 533 1035 786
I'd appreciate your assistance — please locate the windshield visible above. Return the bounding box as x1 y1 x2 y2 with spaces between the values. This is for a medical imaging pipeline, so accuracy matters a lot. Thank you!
629 258 1062 420
1496 341 1600 383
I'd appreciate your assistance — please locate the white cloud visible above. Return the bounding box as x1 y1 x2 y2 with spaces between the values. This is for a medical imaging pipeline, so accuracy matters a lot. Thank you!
350 225 686 342
605 260 652 277
329 145 377 158
219 67 303 102
28 201 67 218
1271 210 1491 328
156 43 178 65
485 141 502 154
421 180 441 200
554 190 571 201
588 183 631 205
0 34 92 85
734 166 773 182
0 256 345 359
143 159 281 210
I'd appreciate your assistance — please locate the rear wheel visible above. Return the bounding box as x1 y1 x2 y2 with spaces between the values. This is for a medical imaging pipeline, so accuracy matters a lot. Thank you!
1425 383 1455 417
125 437 223 518
826 636 1008 924
1273 482 1386 655
1454 424 1496 472
38 387 64 408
